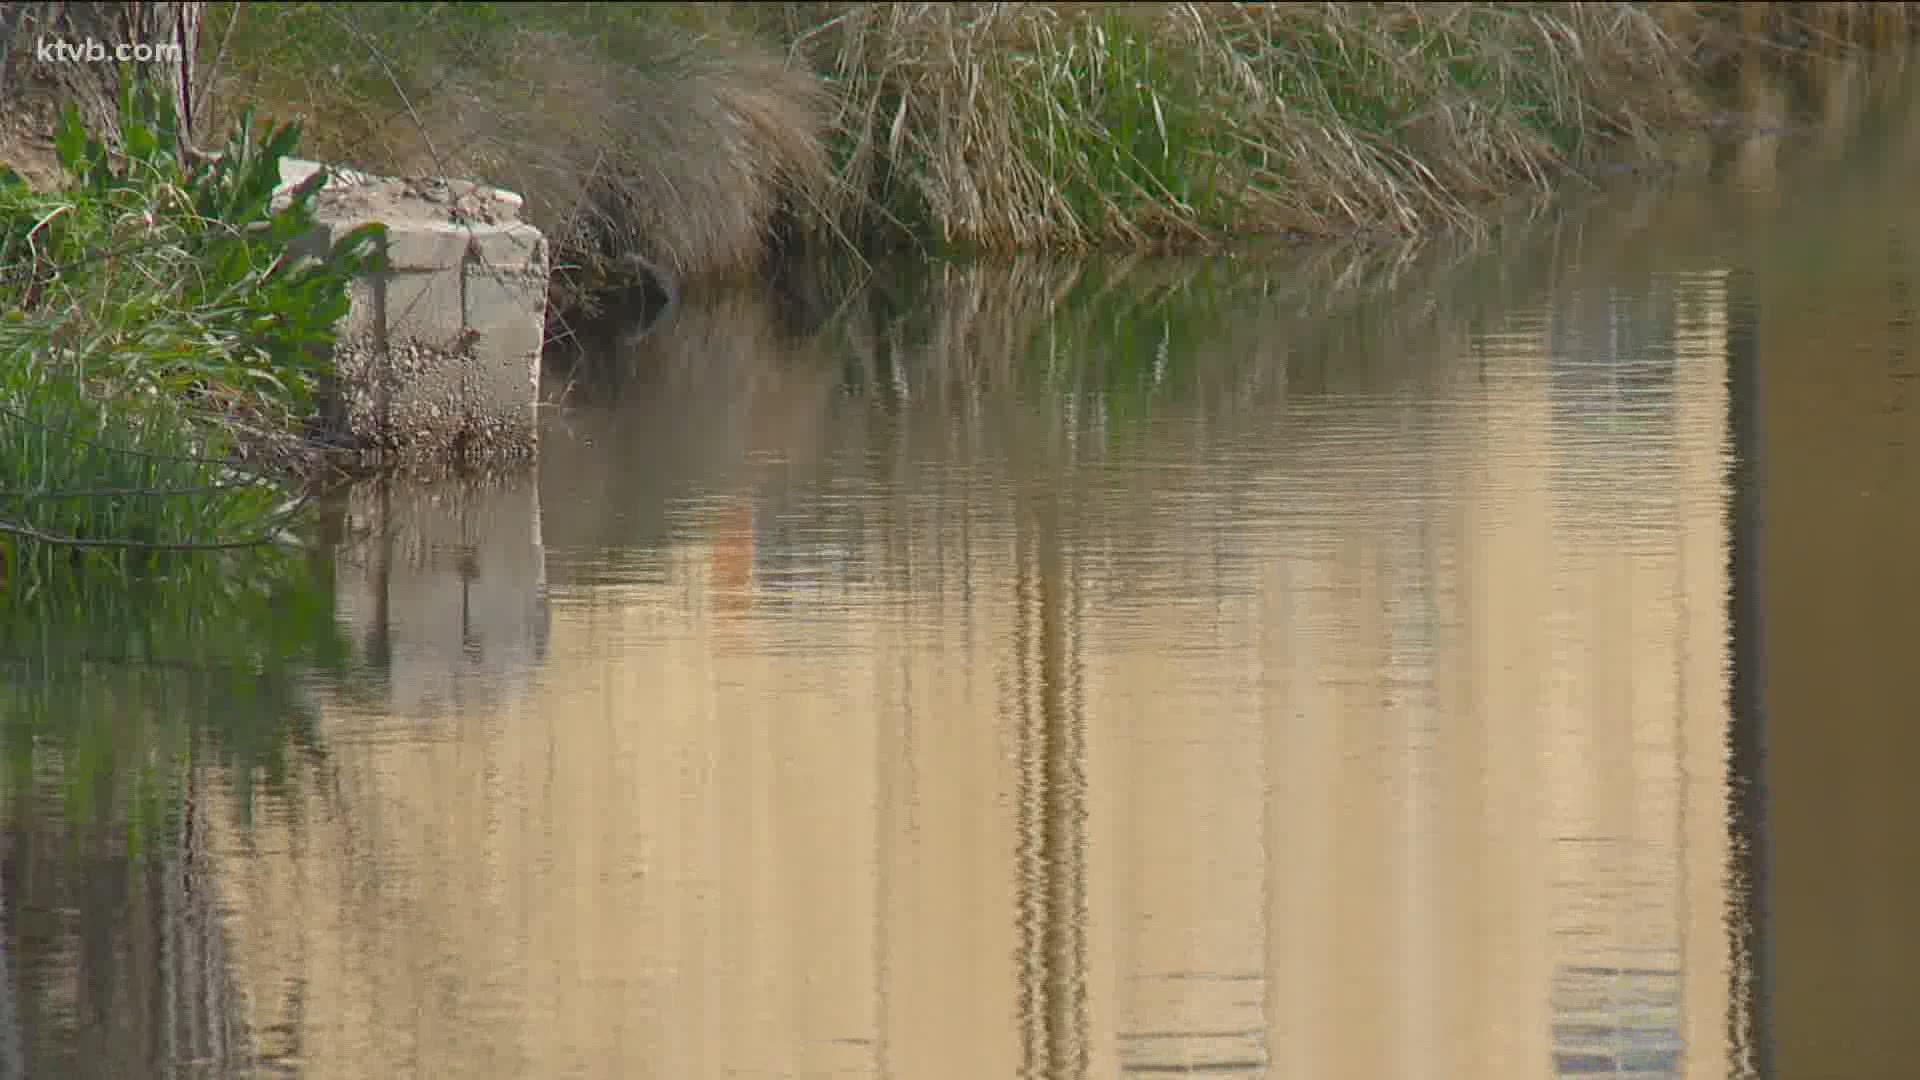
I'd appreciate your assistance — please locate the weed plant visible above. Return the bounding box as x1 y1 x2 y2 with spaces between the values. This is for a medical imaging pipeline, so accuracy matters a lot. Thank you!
1 75 383 594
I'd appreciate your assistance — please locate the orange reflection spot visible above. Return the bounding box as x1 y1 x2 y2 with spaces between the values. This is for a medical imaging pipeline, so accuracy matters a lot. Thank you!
710 499 755 616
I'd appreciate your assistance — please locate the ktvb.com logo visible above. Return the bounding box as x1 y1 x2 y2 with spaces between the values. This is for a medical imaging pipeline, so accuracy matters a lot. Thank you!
34 36 186 65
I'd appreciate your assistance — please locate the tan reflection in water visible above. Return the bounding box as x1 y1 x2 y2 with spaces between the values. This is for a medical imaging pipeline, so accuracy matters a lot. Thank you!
203 274 1738 1079
711 498 757 619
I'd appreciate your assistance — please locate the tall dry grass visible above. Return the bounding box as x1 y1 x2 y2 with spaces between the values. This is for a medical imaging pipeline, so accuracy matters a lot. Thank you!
797 1 1920 253
471 27 832 318
194 3 837 324
185 1 1920 321
788 2 1712 251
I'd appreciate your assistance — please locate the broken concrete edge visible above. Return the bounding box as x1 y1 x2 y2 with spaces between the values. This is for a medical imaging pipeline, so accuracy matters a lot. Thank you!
275 157 548 469
276 158 525 211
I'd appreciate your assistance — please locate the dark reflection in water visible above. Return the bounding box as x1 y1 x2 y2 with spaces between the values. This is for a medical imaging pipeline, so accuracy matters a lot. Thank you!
4 54 1920 1080
1012 489 1091 1080
1758 58 1920 1074
0 560 351 1078
1725 267 1772 1080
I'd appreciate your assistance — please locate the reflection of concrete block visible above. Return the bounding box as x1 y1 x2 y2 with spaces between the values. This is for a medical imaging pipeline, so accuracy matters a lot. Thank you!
329 473 550 721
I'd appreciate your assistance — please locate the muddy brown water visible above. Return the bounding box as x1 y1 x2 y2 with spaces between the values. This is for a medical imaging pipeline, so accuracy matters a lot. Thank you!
5 57 1919 1080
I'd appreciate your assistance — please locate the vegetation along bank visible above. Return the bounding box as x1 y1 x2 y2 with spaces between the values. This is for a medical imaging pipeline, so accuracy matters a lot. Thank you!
176 1 1920 326
0 2 1916 592
0 73 382 594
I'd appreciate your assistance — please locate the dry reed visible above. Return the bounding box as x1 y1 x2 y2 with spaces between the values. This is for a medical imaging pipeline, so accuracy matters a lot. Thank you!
181 1 1920 315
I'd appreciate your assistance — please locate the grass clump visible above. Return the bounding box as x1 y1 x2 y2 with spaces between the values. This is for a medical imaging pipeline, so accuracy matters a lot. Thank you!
1 76 383 596
793 2 1918 252
198 2 834 322
791 2 1712 251
180 1 1920 319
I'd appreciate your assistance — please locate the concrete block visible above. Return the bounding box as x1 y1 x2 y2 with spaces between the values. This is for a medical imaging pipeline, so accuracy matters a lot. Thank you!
273 158 378 218
470 336 543 433
277 157 377 196
280 156 549 464
466 223 548 276
383 223 473 272
465 257 548 421
464 263 546 337
385 270 468 346
477 314 545 397
341 276 385 343
278 157 324 191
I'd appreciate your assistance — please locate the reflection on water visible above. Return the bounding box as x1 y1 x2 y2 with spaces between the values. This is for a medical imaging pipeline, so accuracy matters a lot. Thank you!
231 272 1745 1080
4 54 1920 1080
0 561 350 1078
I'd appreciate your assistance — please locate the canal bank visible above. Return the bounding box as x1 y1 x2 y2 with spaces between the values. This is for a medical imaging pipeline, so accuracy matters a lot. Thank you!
194 2 1919 326
4 36 1920 1079
4 4 1916 487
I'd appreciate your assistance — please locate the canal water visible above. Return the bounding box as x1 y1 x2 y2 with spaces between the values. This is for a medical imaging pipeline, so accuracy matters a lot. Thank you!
4 55 1918 1080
